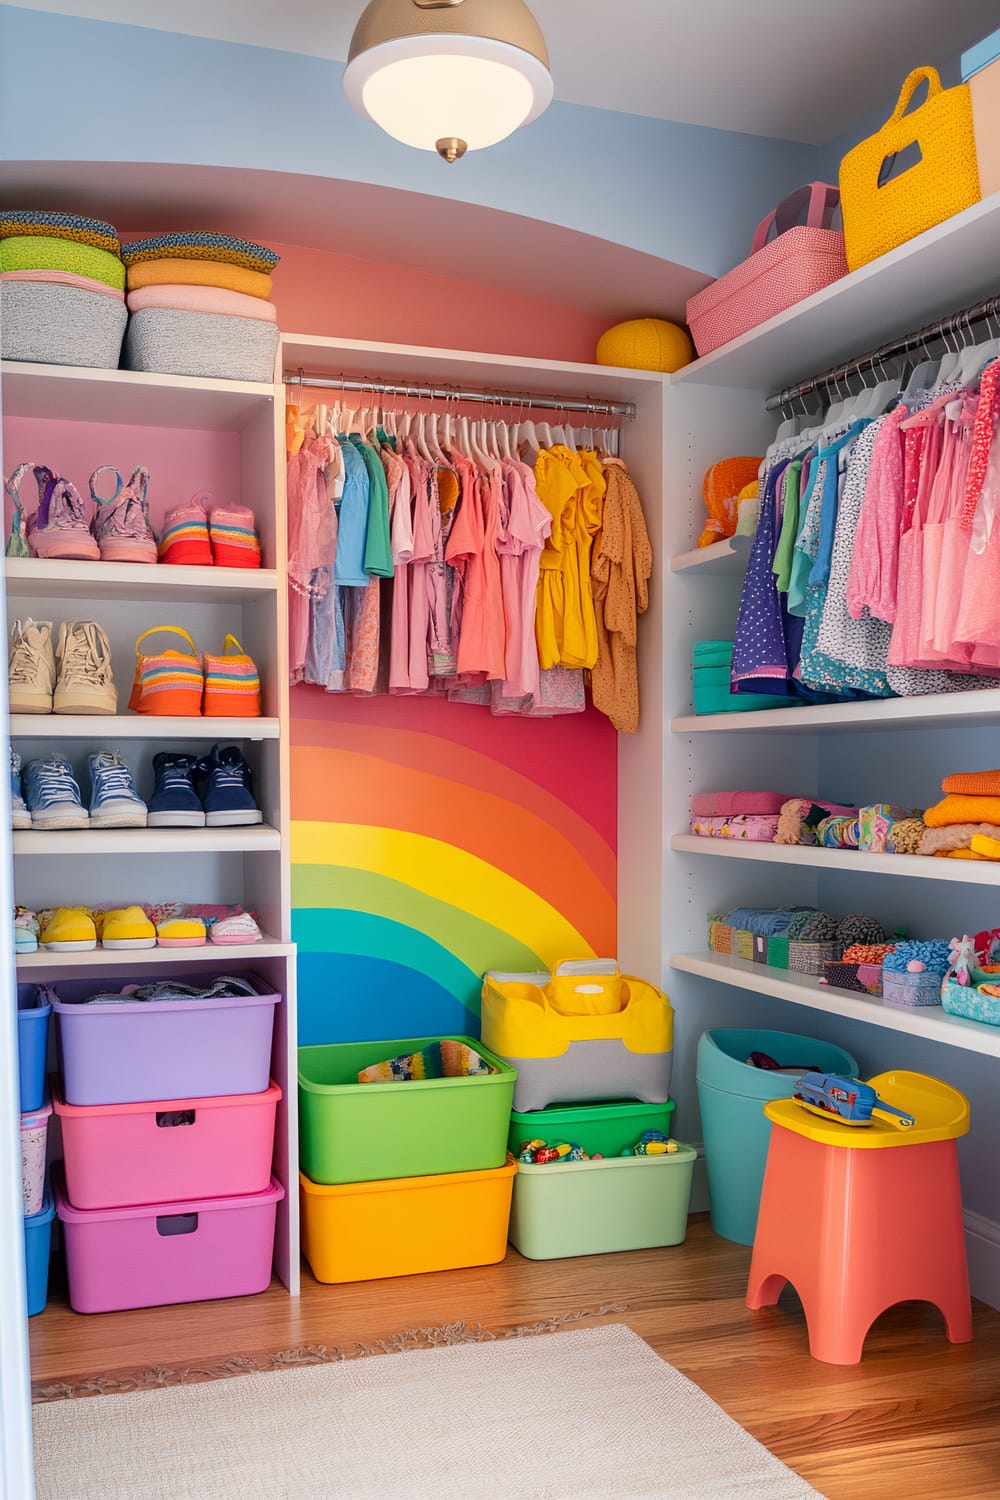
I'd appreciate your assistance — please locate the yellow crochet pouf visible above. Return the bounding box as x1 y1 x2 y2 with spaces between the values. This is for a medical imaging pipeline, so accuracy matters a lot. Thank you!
596 318 693 373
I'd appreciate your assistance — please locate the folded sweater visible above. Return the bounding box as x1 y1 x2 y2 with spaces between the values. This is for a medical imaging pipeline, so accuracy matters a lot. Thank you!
127 283 276 322
1 268 124 300
127 257 271 299
923 793 1000 828
919 822 1000 855
0 235 124 289
941 769 1000 795
690 790 790 817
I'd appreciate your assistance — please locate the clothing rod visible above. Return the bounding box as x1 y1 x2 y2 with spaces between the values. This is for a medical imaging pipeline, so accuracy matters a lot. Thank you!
281 369 636 419
765 291 1000 413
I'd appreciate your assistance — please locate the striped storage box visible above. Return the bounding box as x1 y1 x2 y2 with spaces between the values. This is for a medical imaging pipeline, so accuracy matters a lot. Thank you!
123 307 279 383
1 281 126 368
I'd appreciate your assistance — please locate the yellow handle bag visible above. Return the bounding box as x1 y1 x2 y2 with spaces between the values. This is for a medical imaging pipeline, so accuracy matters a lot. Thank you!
839 67 980 272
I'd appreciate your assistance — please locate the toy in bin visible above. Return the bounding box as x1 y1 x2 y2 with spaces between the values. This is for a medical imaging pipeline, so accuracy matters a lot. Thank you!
793 1071 915 1130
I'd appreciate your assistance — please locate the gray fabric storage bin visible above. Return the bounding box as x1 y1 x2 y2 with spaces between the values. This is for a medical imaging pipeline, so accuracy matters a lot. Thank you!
1 281 127 368
123 307 278 383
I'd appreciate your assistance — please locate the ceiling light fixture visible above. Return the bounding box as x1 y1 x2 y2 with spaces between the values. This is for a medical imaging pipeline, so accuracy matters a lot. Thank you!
343 0 553 163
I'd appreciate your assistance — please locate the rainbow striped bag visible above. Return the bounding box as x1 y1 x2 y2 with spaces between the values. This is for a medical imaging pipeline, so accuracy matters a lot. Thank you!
129 625 203 716
203 633 261 718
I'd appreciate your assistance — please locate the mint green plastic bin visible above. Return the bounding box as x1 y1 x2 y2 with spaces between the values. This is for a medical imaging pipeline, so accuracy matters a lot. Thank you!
509 1145 696 1259
298 1036 517 1185
696 1028 858 1246
508 1098 675 1159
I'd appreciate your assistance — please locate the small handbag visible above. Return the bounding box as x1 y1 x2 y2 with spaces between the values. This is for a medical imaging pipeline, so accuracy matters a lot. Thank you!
839 67 981 271
202 632 261 718
129 625 204 716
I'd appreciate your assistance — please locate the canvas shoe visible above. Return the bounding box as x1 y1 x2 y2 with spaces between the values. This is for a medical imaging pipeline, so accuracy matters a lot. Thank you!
39 906 97 951
10 747 31 829
8 618 55 714
22 755 90 830
157 491 213 567
208 908 262 945
26 467 99 561
87 751 147 828
209 503 261 568
195 744 263 827
53 620 118 715
97 906 156 949
13 907 39 954
90 466 157 565
146 902 207 947
146 752 205 827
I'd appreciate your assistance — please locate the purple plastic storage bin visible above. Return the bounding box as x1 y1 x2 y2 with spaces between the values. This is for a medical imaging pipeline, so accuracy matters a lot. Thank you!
53 978 279 1105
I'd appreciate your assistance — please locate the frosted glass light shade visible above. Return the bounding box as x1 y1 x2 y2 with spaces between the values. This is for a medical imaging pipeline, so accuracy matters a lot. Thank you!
343 1 553 158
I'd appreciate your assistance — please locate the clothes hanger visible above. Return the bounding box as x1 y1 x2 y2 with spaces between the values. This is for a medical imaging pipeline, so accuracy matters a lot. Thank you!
958 304 1000 385
537 417 555 447
936 315 964 385
414 410 434 461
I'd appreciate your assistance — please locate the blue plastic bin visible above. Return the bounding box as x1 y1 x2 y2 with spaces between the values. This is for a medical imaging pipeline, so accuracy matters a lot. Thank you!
17 987 51 1114
24 1187 54 1317
696 1028 859 1246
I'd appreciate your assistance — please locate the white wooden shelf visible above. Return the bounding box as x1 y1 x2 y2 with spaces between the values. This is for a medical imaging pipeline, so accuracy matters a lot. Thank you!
672 833 1000 886
669 535 751 575
0 361 274 430
5 558 279 603
13 825 280 856
671 190 1000 393
670 951 1000 1058
16 937 294 970
9 714 280 741
672 686 1000 735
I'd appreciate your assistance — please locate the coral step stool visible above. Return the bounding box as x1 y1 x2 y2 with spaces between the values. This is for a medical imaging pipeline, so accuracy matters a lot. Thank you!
746 1070 972 1364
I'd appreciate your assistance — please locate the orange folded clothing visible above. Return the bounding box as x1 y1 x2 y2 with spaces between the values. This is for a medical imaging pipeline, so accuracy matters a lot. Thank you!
923 793 1000 828
942 769 1000 795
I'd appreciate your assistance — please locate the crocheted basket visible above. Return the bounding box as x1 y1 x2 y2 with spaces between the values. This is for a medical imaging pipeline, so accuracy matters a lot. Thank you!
1 281 126 369
941 975 1000 1027
708 917 733 955
123 307 279 383
882 969 943 1008
733 930 755 961
788 939 841 976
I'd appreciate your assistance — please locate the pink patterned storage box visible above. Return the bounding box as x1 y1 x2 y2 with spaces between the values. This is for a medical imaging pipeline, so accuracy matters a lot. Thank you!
53 1080 281 1210
686 183 847 356
54 1168 284 1313
21 1101 51 1216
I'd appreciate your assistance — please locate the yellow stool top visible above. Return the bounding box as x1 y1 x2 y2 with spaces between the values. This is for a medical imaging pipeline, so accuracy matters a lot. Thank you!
764 1070 970 1149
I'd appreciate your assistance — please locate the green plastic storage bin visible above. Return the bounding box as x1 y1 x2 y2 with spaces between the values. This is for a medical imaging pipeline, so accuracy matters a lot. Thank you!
509 1144 697 1259
508 1098 675 1159
298 1035 517 1185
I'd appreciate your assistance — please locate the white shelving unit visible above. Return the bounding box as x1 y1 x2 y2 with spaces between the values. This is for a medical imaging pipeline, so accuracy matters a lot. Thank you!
9 714 280 741
670 835 1000 887
669 535 751 576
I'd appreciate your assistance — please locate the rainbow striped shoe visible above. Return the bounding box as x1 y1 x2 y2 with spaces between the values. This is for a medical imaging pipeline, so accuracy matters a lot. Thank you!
157 491 213 566
209 503 261 569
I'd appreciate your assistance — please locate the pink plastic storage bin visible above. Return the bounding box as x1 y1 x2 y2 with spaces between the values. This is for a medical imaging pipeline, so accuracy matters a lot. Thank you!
21 1100 51 1216
686 183 847 356
53 1167 284 1313
53 978 278 1105
53 1080 281 1210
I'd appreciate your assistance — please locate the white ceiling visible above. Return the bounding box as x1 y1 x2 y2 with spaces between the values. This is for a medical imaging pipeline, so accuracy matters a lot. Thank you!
6 0 999 144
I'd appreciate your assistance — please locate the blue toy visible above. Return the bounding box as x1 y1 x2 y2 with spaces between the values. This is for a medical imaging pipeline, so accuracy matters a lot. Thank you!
793 1071 915 1130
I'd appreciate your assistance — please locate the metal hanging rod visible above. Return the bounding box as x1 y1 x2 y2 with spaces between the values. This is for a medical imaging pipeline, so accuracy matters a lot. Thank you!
765 291 1000 414
281 368 636 419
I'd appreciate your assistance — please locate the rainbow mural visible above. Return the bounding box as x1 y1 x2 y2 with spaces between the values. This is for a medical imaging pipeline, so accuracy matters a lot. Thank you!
291 689 618 1045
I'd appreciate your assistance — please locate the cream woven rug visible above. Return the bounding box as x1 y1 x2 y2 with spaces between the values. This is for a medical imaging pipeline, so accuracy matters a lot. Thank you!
33 1324 824 1499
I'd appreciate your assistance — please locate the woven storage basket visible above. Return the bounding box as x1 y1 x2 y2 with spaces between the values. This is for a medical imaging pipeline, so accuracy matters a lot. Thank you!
823 960 866 992
766 934 789 970
708 918 733 955
788 940 841 976
733 930 754 961
123 307 278 383
941 976 1000 1026
882 969 943 1008
1 282 126 368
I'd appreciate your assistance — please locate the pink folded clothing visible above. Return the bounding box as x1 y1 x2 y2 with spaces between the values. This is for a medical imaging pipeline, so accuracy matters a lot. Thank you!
690 814 780 842
126 283 278 322
690 790 790 818
1 268 124 300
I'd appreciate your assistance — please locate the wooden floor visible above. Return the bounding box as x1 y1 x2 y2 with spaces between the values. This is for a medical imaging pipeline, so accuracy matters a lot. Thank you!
29 1215 1000 1499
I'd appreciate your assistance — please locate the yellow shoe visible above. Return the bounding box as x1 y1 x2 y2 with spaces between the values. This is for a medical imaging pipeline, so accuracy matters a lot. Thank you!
100 906 156 949
156 915 207 947
40 906 97 951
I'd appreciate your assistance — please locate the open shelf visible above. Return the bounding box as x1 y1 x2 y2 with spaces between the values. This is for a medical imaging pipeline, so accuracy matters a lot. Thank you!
672 686 1000 735
669 950 1000 1058
10 714 280 741
0 361 275 429
15 937 294 970
5 558 279 604
669 535 751 576
671 833 1000 886
13 825 280 856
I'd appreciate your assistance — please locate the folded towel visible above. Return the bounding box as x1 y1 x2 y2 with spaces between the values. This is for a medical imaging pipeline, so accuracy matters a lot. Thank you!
970 834 1000 861
127 283 276 322
0 235 124 289
924 792 1000 828
0 209 120 255
1 268 124 300
690 814 779 841
918 822 1000 855
775 797 859 845
127 257 271 298
690 790 790 817
358 1040 496 1084
941 769 1000 795
122 231 279 272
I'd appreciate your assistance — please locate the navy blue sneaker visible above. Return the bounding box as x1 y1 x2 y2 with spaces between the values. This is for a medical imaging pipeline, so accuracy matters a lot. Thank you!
196 744 262 827
147 752 205 827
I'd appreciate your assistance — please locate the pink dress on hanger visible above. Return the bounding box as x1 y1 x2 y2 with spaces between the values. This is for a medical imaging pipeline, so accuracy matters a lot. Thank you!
887 412 944 668
846 407 907 622
384 448 414 691
955 382 1000 656
287 431 336 685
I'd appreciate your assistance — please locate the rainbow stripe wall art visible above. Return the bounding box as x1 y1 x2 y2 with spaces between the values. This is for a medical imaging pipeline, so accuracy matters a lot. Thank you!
291 689 618 1045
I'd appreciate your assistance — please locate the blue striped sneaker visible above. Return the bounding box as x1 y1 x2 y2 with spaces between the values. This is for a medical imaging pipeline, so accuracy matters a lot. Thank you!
10 746 30 829
23 755 89 830
87 751 147 829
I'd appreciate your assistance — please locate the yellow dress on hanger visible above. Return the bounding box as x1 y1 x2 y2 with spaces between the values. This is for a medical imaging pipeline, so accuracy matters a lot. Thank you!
533 446 582 670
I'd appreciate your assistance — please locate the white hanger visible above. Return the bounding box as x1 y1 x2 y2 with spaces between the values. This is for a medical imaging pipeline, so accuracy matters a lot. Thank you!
519 415 541 461
414 411 433 461
936 317 964 386
427 408 447 463
537 418 555 447
497 419 512 461
958 305 1000 386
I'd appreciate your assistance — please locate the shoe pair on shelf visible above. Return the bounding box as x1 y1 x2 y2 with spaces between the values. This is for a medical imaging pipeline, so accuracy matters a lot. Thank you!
147 746 262 828
9 619 117 716
19 902 262 951
157 492 261 569
6 463 157 565
14 750 146 830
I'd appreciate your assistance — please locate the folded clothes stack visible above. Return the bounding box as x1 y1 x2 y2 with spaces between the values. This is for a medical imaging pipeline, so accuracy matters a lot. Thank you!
121 231 280 383
690 790 789 842
922 769 1000 859
0 210 127 368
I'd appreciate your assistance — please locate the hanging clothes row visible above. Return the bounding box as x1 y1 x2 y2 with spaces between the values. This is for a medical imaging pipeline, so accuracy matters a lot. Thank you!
732 312 1000 701
285 394 653 732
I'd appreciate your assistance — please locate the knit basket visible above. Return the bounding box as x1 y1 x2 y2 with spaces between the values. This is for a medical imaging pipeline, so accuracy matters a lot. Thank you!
941 975 1000 1027
123 307 279 383
733 930 755 962
823 960 866 993
839 67 981 272
882 969 943 1008
788 939 841 976
202 634 261 719
1 282 126 369
708 918 733 955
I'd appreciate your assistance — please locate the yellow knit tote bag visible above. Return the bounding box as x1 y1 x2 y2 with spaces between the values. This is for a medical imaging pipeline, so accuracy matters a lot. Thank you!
839 66 980 272
596 318 693 373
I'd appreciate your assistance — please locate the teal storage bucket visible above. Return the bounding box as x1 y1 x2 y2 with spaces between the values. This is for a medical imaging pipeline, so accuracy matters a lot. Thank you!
696 1028 859 1246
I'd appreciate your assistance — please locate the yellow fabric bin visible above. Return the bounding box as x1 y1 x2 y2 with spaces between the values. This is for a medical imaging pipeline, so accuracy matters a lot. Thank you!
299 1155 517 1284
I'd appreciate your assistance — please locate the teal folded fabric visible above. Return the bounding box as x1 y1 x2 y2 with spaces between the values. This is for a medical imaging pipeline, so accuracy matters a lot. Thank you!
0 236 124 290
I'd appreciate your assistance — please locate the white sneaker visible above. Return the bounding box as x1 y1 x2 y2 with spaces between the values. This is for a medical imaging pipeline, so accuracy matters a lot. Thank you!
8 618 55 714
209 909 262 945
53 621 118 716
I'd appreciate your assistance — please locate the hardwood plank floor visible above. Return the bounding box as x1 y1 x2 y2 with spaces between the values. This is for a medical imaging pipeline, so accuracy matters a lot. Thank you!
29 1215 1000 1499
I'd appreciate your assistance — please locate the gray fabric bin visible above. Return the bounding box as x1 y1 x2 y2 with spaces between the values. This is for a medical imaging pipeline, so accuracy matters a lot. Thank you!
123 307 278 383
1 281 127 368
